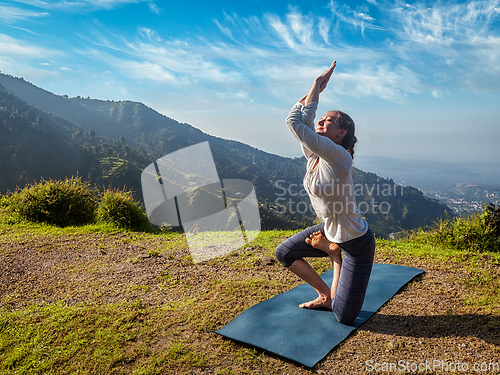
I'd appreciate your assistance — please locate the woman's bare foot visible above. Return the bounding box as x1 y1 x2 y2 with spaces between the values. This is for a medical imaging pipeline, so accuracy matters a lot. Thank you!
299 294 332 310
305 231 331 251
305 231 340 256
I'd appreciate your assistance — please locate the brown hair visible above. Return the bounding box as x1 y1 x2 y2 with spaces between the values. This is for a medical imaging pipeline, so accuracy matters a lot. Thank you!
332 110 357 158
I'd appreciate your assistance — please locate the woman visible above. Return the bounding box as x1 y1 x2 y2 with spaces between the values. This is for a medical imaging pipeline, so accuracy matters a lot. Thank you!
275 61 375 325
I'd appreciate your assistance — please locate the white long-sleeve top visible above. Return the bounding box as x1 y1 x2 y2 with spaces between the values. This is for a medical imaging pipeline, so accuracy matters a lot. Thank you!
286 101 368 243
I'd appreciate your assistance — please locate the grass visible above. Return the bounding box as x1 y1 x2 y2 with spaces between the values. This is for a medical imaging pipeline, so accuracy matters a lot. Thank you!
376 237 500 312
0 207 499 374
0 303 147 374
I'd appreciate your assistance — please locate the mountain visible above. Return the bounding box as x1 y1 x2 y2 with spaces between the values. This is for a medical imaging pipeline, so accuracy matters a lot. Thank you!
0 72 452 236
0 83 91 191
0 82 152 195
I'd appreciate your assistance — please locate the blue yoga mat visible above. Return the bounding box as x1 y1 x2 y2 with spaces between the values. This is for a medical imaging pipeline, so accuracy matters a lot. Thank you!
214 263 424 368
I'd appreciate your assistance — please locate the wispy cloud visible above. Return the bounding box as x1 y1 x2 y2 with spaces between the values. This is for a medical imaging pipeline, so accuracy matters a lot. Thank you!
0 33 58 58
7 0 499 107
387 0 500 91
390 0 500 45
113 58 178 84
431 90 442 98
78 30 245 89
328 0 381 34
74 5 424 105
147 2 162 14
0 33 64 81
335 64 422 101
11 0 147 11
0 4 48 22
0 34 61 80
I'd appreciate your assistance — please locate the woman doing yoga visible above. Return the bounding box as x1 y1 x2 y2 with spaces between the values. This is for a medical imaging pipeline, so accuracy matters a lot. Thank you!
275 61 376 325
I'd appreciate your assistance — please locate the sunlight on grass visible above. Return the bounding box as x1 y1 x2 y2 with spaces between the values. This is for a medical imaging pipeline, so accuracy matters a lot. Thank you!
0 303 146 374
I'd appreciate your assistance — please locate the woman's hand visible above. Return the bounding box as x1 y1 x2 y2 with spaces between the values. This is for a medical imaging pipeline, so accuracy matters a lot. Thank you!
317 61 336 93
303 61 336 105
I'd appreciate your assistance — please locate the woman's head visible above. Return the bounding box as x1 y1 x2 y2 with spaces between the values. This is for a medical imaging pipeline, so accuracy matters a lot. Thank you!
316 110 357 158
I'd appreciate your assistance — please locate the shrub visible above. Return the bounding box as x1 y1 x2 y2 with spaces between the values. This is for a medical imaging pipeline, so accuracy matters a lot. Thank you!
0 193 10 207
96 188 151 232
428 203 500 252
9 177 97 226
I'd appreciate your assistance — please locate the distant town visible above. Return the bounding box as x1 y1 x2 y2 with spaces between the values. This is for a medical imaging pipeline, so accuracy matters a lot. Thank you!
424 183 500 216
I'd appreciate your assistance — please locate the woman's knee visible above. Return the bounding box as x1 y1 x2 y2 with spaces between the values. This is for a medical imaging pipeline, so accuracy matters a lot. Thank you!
274 246 283 263
333 294 364 325
275 245 291 267
334 308 359 325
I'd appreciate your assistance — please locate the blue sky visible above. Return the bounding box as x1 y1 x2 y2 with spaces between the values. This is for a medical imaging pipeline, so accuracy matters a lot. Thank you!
1 0 499 168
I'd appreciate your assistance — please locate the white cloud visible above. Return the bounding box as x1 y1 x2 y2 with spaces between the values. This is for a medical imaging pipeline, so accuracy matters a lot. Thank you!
223 11 237 26
78 32 244 89
0 33 58 58
217 91 252 101
0 56 59 81
287 8 315 47
147 2 161 14
117 60 177 83
388 0 500 91
213 19 234 40
354 11 375 21
73 6 427 107
317 16 331 44
431 89 442 98
138 27 161 42
12 0 146 11
368 0 500 52
328 0 381 34
266 14 298 50
0 4 48 22
333 64 421 102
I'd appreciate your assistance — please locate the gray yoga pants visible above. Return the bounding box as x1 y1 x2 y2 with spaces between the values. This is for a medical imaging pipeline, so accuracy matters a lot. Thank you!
275 223 375 325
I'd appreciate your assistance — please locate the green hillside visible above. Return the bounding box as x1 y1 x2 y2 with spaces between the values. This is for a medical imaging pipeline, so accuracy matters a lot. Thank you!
0 83 149 194
0 84 93 192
